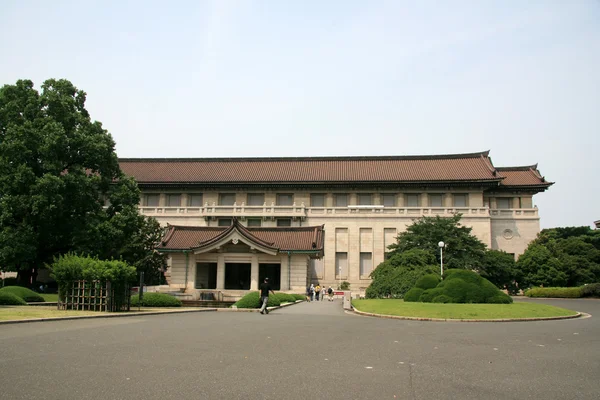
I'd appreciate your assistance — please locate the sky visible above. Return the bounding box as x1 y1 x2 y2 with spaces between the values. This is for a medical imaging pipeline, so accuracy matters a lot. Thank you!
1 0 598 229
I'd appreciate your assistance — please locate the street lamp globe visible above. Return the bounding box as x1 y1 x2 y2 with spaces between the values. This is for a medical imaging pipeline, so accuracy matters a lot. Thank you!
438 241 445 248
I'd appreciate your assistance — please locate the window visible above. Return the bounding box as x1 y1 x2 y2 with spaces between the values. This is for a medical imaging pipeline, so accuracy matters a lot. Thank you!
276 218 291 227
335 252 348 278
187 193 203 207
219 193 236 206
218 218 232 227
497 198 511 209
406 194 419 207
143 194 160 207
429 194 443 207
247 193 264 206
358 193 372 205
311 194 325 207
382 194 396 207
166 194 181 207
276 193 294 206
335 194 348 207
360 252 373 277
247 219 262 227
453 194 467 207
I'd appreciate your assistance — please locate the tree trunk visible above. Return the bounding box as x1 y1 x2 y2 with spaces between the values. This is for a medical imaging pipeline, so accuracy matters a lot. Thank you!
17 267 37 288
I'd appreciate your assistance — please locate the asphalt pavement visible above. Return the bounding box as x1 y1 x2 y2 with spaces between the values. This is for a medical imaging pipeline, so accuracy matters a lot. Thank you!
1 297 598 400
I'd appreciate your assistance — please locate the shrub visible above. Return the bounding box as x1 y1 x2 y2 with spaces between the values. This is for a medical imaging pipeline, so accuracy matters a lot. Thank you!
0 292 27 305
275 293 297 303
339 281 350 290
443 269 482 285
419 287 444 303
581 283 600 298
233 292 282 309
130 292 182 307
0 286 45 302
487 294 513 304
415 274 441 290
432 295 452 303
524 287 583 298
292 294 306 301
404 288 424 302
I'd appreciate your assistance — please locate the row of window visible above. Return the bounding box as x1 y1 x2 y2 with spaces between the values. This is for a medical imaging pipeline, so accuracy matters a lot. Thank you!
216 218 291 227
142 193 475 207
335 252 373 278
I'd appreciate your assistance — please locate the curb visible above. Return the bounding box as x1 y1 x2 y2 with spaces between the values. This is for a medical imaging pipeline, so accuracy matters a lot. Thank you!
351 307 583 322
220 299 305 312
0 308 217 325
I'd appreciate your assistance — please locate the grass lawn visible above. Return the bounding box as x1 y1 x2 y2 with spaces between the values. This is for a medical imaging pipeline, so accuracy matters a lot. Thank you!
352 299 578 319
40 293 58 302
0 306 190 321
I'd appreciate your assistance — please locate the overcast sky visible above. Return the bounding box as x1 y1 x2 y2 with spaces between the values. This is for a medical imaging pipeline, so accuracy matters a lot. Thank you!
1 1 598 229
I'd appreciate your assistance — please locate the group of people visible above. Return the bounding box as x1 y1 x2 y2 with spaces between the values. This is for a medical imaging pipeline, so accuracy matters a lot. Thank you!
307 284 334 301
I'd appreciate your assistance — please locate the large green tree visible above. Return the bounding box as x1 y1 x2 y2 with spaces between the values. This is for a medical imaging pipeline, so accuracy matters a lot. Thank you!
388 214 487 270
0 79 164 285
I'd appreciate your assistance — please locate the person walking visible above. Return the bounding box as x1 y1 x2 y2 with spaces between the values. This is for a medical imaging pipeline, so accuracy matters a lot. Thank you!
259 277 275 314
315 284 321 301
327 286 334 301
309 284 315 301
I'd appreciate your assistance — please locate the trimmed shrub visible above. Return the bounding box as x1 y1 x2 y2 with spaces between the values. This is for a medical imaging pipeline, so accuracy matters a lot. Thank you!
130 292 182 307
432 295 452 303
0 292 27 305
415 274 441 290
0 286 45 302
276 293 297 303
404 288 425 302
443 269 482 285
487 294 513 304
581 283 600 298
524 287 583 298
292 294 306 301
233 292 282 309
419 287 444 303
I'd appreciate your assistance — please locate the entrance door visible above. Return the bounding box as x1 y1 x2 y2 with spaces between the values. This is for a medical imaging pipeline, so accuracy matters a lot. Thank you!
195 263 217 289
259 263 281 290
225 263 251 289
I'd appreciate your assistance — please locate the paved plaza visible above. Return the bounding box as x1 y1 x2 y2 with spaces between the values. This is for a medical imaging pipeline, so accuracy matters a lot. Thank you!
1 298 599 400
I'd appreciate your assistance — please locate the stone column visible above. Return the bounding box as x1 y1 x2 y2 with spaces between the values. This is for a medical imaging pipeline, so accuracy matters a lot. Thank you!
250 254 259 290
216 254 225 289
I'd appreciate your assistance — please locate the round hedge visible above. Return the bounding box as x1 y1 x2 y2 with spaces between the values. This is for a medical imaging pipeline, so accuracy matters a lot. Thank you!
442 269 482 285
404 288 425 302
415 274 441 290
0 292 27 305
276 293 297 303
292 294 306 301
130 292 182 307
0 286 45 302
233 292 282 309
432 294 452 303
487 293 513 304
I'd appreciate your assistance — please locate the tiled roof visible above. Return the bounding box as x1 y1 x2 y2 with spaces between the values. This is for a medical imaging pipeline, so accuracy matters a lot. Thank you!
159 222 324 253
496 166 553 188
119 151 503 184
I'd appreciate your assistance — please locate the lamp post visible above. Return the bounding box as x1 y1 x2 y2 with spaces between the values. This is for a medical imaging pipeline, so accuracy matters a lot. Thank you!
438 241 445 278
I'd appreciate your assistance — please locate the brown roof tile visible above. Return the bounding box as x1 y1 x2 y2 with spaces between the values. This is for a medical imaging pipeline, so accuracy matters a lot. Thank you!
119 151 503 184
497 166 553 188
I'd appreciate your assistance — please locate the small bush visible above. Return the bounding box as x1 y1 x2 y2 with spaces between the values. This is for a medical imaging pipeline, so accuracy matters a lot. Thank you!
0 286 45 302
525 287 583 298
0 292 27 305
432 295 452 303
339 281 350 290
443 269 482 285
415 274 441 290
292 294 306 301
487 294 513 304
130 292 182 307
581 283 600 298
404 288 424 302
276 293 297 303
233 292 282 309
419 288 444 303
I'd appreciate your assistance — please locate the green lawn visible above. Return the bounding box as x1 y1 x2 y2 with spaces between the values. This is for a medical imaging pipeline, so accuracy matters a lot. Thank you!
0 305 190 321
352 299 578 319
40 293 58 302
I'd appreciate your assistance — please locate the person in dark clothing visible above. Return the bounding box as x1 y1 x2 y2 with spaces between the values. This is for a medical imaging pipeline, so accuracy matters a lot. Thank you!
259 277 275 314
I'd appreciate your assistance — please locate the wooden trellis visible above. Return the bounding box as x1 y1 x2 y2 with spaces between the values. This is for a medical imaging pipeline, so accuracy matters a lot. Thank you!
59 280 131 312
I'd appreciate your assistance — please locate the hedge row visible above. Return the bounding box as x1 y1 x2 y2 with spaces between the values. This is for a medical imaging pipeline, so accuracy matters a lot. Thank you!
0 286 45 302
130 292 182 307
524 284 600 298
0 292 27 305
233 292 305 309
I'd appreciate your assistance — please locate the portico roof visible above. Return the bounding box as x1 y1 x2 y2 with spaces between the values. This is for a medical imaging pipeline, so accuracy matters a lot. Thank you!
158 219 324 256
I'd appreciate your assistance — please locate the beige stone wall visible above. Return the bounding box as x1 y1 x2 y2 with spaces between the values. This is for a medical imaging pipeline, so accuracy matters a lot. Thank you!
490 218 540 258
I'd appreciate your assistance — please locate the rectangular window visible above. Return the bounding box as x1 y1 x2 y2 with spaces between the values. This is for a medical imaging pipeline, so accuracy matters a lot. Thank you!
497 198 511 209
335 194 348 207
144 194 160 207
276 218 292 227
166 194 181 207
453 194 467 207
360 252 373 277
358 193 372 205
247 193 264 206
429 194 443 207
310 194 325 207
219 193 236 206
218 218 232 227
335 252 348 279
187 193 203 207
276 193 294 206
247 219 262 227
406 194 419 207
382 194 396 207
